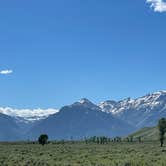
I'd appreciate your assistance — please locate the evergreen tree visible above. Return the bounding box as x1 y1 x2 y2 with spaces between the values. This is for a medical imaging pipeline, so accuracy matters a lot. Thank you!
158 118 166 147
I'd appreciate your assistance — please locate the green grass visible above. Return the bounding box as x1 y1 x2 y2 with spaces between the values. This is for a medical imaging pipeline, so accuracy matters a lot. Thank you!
0 141 166 166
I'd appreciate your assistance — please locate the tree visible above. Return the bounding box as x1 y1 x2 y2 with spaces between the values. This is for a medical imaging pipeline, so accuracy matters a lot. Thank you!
138 136 142 143
116 137 122 142
158 118 166 147
84 137 88 144
126 137 130 142
38 134 48 146
130 136 133 142
97 137 100 144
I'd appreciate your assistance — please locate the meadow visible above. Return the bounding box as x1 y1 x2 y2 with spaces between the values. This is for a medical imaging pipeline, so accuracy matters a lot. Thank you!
0 141 166 166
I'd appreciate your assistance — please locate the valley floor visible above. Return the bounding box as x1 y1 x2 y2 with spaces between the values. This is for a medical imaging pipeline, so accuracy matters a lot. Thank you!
0 142 166 166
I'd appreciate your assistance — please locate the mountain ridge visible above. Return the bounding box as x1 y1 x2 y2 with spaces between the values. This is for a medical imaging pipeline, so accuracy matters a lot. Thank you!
0 90 166 141
99 90 166 128
28 99 134 140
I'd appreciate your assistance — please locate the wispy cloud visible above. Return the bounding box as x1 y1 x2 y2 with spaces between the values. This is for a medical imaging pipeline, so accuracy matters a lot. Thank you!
0 70 13 75
146 0 166 12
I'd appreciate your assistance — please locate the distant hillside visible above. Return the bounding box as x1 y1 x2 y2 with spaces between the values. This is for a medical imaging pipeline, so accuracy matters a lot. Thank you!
129 127 159 141
0 113 20 141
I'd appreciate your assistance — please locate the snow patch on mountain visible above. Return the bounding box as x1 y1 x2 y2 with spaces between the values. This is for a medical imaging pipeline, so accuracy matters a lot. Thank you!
99 91 166 114
0 107 59 122
99 91 166 128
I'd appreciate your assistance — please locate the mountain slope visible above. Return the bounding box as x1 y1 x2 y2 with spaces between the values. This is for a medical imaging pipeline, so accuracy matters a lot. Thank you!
28 99 135 140
99 91 166 129
0 113 20 141
128 127 158 141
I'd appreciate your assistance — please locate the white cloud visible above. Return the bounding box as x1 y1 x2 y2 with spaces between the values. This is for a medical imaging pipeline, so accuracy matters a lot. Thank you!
0 107 59 121
0 70 13 75
146 0 166 12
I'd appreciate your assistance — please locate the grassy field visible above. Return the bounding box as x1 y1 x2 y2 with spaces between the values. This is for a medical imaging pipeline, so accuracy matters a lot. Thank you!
0 141 166 166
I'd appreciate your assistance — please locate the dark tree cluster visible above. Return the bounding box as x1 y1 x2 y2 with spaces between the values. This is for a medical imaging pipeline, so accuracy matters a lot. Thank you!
126 136 133 142
85 136 111 144
113 137 122 142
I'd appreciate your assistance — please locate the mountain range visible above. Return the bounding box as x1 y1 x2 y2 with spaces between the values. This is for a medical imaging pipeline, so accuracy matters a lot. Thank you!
0 91 166 141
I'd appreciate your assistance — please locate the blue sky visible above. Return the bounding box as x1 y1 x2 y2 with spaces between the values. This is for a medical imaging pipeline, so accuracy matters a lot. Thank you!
0 0 166 109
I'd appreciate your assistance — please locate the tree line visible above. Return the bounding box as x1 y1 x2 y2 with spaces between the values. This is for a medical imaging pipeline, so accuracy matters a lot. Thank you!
37 118 166 147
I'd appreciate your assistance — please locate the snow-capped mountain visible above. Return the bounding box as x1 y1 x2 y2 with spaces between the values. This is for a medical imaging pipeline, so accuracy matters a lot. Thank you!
28 98 134 140
0 107 59 122
99 91 166 128
99 100 118 113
